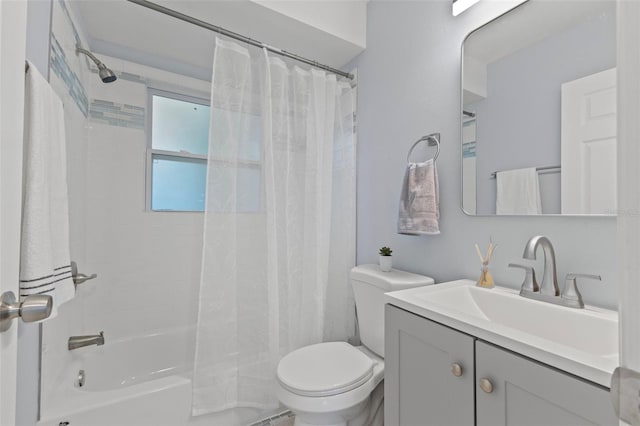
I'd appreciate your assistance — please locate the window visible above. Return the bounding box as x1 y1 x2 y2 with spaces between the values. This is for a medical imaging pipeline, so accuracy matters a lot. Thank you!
147 89 210 211
147 88 263 212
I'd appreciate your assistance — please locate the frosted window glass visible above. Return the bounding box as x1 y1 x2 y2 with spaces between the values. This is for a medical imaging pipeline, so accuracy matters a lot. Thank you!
151 155 207 211
149 92 262 213
152 95 210 155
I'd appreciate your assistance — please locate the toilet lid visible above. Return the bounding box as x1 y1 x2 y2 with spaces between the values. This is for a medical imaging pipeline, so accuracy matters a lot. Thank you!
277 342 374 397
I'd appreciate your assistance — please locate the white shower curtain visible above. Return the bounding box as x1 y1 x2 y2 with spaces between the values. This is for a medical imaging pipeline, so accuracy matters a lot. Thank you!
192 38 356 417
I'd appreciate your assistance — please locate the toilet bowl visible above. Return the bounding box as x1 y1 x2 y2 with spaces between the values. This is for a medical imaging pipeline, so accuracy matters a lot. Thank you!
276 342 384 426
275 265 434 426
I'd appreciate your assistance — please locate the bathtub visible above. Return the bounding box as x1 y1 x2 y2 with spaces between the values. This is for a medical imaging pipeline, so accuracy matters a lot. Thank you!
38 328 270 426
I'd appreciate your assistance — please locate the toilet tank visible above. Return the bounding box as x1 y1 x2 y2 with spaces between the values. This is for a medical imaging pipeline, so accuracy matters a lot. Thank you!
351 264 434 358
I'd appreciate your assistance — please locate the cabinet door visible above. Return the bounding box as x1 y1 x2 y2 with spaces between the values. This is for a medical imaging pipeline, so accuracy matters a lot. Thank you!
385 305 475 426
476 341 617 426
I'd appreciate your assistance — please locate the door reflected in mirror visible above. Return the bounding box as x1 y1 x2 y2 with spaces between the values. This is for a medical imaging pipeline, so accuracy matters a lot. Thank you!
461 0 616 216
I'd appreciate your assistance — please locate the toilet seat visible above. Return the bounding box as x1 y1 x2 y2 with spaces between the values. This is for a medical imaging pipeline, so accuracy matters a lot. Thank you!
277 342 374 397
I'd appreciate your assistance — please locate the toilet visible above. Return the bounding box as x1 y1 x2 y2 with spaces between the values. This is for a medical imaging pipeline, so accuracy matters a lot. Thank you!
276 264 434 426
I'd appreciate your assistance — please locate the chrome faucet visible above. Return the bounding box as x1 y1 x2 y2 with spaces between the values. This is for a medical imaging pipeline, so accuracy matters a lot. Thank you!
510 236 601 309
522 235 559 297
68 331 104 351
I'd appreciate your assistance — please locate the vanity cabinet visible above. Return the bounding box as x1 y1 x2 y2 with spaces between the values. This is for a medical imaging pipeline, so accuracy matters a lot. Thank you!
385 304 475 425
385 305 617 426
476 341 616 426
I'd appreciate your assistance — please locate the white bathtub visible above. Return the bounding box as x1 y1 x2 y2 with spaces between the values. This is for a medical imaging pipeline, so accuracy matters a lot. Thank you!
38 329 270 426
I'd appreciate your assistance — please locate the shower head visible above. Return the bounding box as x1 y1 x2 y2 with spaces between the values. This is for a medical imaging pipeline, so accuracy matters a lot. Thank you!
97 63 117 83
76 45 117 83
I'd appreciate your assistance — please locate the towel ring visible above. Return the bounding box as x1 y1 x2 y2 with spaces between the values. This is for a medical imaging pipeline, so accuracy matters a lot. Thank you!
406 133 440 163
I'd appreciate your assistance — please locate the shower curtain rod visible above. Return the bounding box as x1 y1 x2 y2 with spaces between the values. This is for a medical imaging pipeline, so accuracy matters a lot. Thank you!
126 0 354 80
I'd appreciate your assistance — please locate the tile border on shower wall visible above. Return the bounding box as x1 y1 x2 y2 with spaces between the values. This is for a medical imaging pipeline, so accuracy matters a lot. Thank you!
462 118 476 158
50 34 89 116
462 142 476 158
89 99 145 129
56 0 92 84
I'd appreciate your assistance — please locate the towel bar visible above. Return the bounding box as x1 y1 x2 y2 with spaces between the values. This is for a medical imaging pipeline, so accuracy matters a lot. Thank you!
71 261 97 287
490 165 561 179
406 133 440 163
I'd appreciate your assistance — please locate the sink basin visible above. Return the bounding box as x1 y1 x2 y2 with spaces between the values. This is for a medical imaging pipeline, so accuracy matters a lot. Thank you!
385 279 619 387
411 282 618 357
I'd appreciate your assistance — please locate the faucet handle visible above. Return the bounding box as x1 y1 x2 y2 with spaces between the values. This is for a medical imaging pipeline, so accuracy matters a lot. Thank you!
562 273 601 309
509 263 539 295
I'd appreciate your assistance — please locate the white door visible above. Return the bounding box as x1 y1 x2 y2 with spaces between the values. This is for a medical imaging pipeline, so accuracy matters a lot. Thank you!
0 1 28 425
561 68 617 215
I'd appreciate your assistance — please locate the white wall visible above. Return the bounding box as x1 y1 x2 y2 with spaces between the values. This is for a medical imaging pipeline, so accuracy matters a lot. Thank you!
617 0 640 408
253 0 367 48
78 57 207 338
352 0 618 309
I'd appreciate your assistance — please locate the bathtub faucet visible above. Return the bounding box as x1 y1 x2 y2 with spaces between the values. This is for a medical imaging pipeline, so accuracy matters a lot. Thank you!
68 331 105 351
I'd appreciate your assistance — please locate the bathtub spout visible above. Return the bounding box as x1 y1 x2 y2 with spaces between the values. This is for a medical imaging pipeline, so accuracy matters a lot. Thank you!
68 331 104 350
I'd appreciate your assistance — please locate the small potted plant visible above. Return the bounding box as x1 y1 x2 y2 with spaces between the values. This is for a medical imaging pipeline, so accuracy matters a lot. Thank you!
379 246 393 272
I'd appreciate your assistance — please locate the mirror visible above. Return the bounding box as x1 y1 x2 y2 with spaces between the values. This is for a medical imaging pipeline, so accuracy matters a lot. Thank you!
461 0 616 216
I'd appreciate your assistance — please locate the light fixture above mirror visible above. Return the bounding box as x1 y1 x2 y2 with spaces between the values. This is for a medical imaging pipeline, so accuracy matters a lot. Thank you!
453 0 481 16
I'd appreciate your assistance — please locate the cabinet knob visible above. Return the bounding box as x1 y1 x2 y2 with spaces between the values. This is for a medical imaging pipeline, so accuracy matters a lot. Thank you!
479 378 494 393
451 363 463 377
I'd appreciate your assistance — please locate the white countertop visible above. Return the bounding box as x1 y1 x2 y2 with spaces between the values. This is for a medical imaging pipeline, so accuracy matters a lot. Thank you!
385 279 618 387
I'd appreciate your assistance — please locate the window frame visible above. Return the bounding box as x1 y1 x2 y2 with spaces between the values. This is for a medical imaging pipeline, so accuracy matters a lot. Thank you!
145 87 211 212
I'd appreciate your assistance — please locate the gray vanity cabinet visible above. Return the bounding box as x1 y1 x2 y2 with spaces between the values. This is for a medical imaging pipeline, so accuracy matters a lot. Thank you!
475 341 617 426
385 305 475 426
385 304 617 426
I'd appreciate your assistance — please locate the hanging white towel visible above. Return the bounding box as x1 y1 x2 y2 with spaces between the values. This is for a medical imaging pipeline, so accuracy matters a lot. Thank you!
398 159 440 235
496 167 542 215
20 61 74 317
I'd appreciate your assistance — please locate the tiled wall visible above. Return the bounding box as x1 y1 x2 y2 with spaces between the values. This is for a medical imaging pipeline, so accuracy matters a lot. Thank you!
42 0 92 416
462 119 476 159
50 33 88 116
41 0 212 419
89 99 145 129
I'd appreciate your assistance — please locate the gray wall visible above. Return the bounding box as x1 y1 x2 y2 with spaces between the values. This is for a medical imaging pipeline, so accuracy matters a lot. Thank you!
470 8 616 214
353 0 617 309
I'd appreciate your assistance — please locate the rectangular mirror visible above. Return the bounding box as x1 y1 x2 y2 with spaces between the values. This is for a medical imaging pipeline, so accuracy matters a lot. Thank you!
461 0 616 216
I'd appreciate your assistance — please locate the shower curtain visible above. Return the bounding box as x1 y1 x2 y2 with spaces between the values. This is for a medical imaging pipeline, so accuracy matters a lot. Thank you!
192 38 356 417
